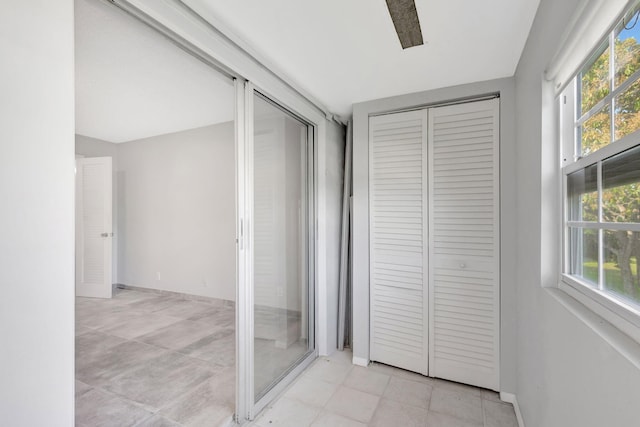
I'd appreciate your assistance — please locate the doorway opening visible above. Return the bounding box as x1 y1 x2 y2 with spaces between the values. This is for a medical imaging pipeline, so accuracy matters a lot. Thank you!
74 0 236 425
74 1 322 424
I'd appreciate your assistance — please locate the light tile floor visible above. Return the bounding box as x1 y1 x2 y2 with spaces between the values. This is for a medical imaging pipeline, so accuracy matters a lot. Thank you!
76 288 235 427
78 290 518 427
252 350 518 427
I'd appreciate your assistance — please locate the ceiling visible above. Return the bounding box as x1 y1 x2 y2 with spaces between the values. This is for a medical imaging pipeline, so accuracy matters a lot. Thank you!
75 0 234 143
75 0 541 140
183 0 541 118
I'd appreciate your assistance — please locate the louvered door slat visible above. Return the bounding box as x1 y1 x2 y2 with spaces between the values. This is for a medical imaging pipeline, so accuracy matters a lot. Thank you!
428 99 500 391
369 110 428 375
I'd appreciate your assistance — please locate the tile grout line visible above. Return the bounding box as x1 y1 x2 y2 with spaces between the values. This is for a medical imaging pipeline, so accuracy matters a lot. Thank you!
481 393 487 427
366 374 391 427
315 362 355 425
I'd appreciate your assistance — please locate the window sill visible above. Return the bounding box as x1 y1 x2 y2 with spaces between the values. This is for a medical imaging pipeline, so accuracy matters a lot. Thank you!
560 275 640 332
552 278 640 368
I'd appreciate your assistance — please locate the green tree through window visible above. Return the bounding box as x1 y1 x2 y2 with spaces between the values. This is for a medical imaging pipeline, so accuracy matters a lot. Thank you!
578 20 640 302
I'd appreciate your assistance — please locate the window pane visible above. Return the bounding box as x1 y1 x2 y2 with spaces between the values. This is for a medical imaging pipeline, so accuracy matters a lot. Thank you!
614 7 640 88
603 230 640 306
614 78 640 141
602 145 640 223
253 94 311 400
581 104 611 156
567 164 598 221
569 227 599 286
581 44 610 115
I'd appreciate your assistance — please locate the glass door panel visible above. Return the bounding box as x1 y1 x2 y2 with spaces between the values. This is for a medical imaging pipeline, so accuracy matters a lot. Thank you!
252 93 313 401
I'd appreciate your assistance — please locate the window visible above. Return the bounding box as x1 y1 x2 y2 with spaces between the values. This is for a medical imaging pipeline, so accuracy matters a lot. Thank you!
561 2 640 321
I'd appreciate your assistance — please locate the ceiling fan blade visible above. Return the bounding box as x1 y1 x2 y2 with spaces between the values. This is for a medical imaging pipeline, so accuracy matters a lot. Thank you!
385 0 424 49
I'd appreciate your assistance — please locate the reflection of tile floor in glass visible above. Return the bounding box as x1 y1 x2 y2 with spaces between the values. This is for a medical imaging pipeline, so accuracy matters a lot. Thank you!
252 350 520 427
254 305 309 397
254 338 308 397
75 288 235 427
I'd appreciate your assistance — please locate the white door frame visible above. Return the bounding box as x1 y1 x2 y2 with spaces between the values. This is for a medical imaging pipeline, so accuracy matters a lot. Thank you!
235 78 250 422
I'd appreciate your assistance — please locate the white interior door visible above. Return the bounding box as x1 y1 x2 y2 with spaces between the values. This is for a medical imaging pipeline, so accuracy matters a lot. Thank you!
428 99 500 390
75 157 113 299
369 110 429 375
368 99 500 390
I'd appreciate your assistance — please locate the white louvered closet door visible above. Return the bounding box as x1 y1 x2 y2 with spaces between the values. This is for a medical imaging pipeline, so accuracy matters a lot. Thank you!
369 110 429 375
428 99 500 390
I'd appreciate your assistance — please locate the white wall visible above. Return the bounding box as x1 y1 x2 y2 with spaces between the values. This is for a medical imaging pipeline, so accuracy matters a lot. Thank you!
514 0 640 425
0 1 75 425
352 78 518 393
117 123 236 301
76 134 119 282
76 134 119 159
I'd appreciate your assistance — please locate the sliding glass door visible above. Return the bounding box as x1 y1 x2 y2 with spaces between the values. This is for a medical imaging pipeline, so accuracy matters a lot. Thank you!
237 84 316 421
252 93 314 400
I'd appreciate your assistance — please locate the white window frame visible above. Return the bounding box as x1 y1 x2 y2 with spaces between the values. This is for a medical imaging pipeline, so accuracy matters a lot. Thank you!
559 0 640 342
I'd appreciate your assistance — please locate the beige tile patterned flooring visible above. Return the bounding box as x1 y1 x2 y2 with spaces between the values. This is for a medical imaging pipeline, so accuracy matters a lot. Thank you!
251 350 518 427
75 288 235 427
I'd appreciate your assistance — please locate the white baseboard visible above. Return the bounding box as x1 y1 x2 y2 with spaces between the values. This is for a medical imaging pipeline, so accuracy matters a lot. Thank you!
352 356 369 367
500 392 525 427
